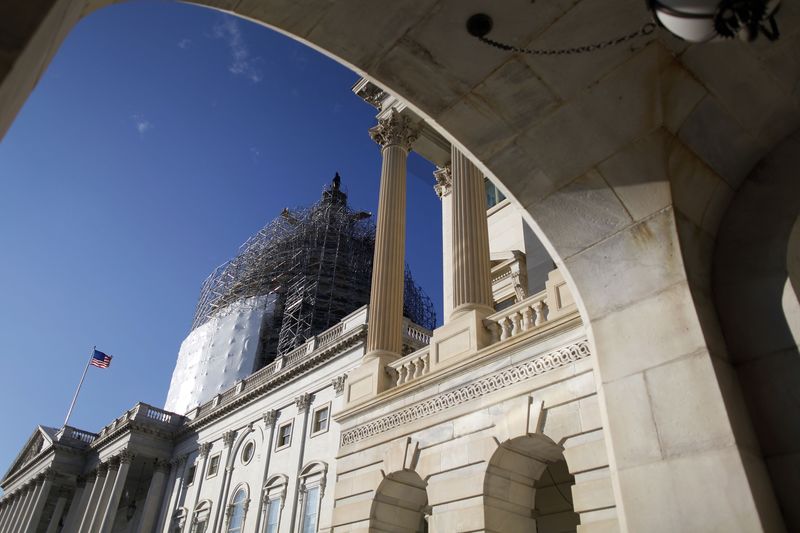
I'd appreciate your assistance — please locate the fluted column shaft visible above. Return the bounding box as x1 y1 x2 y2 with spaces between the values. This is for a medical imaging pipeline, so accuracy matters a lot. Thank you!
98 453 132 533
79 465 107 532
63 476 92 532
365 111 417 359
155 457 184 533
0 493 22 532
136 461 169 533
12 483 36 533
45 492 68 533
24 473 53 532
0 498 13 531
450 146 493 317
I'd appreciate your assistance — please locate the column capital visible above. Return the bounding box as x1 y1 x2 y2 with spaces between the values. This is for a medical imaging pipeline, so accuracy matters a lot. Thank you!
107 456 121 471
294 393 312 412
199 442 213 457
222 430 237 448
433 163 452 198
262 409 278 428
331 374 347 396
118 450 134 465
369 110 418 151
75 475 86 488
96 463 109 477
170 454 187 468
154 459 170 474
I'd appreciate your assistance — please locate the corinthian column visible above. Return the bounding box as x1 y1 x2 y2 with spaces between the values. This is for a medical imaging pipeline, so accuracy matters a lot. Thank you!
365 110 417 360
450 146 493 317
98 451 133 533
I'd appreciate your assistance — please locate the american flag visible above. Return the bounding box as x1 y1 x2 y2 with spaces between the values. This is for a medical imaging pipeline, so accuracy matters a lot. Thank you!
90 349 112 369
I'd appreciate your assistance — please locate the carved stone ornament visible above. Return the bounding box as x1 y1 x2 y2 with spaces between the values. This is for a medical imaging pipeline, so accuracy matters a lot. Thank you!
356 82 386 109
294 393 312 412
118 450 133 465
433 163 452 198
331 374 347 396
199 442 213 457
222 430 237 448
368 110 418 151
154 459 171 474
96 463 109 477
170 454 187 468
263 410 278 428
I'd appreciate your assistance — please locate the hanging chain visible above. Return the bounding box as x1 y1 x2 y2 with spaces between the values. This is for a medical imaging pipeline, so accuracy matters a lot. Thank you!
476 21 657 56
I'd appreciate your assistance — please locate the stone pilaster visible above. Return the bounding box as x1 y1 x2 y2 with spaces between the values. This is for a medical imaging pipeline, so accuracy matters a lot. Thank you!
262 409 277 427
450 146 493 317
294 393 312 412
435 163 455 321
45 487 70 533
24 469 54 531
365 110 417 360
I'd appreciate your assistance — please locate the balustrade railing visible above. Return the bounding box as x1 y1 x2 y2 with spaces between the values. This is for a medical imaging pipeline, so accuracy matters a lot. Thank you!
387 347 431 386
403 320 432 345
484 291 549 343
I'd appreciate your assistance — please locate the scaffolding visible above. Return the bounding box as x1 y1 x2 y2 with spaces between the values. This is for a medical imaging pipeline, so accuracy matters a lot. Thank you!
191 174 437 362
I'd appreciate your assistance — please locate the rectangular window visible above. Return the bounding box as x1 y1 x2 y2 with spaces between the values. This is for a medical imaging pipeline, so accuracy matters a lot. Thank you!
193 518 208 533
301 487 320 533
485 179 506 209
185 464 196 486
265 499 280 533
207 453 220 478
276 421 293 450
311 405 329 435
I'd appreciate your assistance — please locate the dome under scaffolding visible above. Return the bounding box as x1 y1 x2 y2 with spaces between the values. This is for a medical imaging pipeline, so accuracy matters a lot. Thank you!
191 174 437 359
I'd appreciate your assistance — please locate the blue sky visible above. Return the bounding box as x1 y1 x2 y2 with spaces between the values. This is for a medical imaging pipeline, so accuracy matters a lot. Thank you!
0 1 442 476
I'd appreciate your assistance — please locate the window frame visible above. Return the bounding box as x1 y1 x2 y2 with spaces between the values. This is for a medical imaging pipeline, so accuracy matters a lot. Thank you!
309 402 331 437
185 463 197 487
206 453 221 479
262 474 288 533
240 440 256 465
296 462 327 533
225 486 249 533
275 420 294 451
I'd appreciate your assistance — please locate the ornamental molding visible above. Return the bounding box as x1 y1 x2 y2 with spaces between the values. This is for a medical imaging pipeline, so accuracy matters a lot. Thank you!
331 374 347 396
369 110 418 151
199 442 213 457
263 410 278 428
433 164 452 198
295 393 312 413
222 430 237 448
340 339 591 447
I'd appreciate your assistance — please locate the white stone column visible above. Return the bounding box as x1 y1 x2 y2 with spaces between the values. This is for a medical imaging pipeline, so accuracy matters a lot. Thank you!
0 492 21 532
63 474 92 532
365 110 418 360
0 497 14 531
135 459 170 533
450 146 493 318
13 481 37 533
434 164 453 321
345 111 417 405
45 488 69 533
155 455 185 533
24 470 54 532
97 451 133 533
80 462 109 532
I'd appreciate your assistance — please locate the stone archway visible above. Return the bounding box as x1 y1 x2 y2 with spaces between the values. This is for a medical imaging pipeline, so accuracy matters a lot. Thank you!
713 129 800 531
369 470 428 533
2 1 799 531
484 435 578 533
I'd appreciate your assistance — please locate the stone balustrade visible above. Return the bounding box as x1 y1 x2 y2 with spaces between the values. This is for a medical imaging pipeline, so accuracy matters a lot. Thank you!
484 291 550 343
387 347 431 386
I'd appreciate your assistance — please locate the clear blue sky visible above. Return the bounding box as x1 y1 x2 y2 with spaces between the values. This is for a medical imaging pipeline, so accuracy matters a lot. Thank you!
0 1 442 477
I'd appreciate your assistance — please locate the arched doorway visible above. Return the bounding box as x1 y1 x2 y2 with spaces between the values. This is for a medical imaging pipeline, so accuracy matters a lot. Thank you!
370 470 428 533
485 435 578 533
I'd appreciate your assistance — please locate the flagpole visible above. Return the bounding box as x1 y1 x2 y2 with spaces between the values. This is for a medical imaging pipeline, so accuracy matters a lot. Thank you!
63 346 95 428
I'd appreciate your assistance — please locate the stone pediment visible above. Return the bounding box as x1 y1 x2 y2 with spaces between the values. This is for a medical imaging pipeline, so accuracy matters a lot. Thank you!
1 425 56 482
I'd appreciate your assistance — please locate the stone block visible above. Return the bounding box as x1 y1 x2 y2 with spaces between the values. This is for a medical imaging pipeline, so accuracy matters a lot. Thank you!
601 373 662 469
645 353 735 458
577 518 620 533
578 396 603 433
563 437 608 474
589 280 707 383
572 476 615 513
334 468 383 499
541 402 582 444
596 129 671 222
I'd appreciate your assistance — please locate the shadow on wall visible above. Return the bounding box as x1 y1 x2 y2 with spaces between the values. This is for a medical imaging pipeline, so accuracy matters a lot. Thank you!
713 128 800 531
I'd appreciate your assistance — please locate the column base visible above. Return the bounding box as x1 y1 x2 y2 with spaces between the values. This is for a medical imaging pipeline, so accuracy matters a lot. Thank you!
345 351 398 407
430 308 492 373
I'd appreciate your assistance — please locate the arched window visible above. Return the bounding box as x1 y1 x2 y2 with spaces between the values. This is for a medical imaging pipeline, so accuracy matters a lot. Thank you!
298 462 327 533
191 501 212 533
262 475 288 533
226 487 249 533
